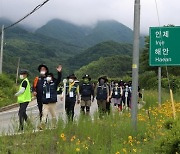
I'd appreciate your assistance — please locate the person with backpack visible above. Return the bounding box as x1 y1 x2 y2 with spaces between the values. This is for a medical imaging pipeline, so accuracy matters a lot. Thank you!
122 83 132 109
110 81 123 111
79 75 94 115
15 69 31 131
33 64 49 121
94 76 110 118
62 74 80 121
39 65 62 129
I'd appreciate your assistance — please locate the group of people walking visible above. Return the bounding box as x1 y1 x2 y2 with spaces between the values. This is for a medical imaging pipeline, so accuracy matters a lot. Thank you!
15 64 134 131
15 64 62 130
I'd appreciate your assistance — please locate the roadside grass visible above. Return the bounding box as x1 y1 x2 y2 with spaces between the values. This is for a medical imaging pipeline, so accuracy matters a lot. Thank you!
0 90 180 154
142 89 180 109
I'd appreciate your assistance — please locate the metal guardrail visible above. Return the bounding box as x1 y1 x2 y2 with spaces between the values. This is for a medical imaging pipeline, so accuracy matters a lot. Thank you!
0 97 36 112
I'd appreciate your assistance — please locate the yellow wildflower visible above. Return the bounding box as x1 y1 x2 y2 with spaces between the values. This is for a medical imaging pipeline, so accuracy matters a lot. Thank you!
144 138 147 142
76 148 80 152
76 139 80 145
72 135 76 139
122 148 127 153
71 138 74 142
71 136 76 141
128 139 133 144
85 146 88 150
128 136 133 140
60 133 65 138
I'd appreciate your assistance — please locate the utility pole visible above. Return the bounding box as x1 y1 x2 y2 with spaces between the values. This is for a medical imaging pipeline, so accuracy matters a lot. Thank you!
131 0 140 131
16 57 21 85
0 25 4 74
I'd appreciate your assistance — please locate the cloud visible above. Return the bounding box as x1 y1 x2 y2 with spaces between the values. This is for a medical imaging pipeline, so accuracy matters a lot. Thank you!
0 0 179 34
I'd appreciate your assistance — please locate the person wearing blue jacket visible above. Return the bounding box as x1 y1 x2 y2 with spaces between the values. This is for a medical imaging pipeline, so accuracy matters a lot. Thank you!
79 75 94 115
33 64 49 121
94 76 110 118
39 65 62 129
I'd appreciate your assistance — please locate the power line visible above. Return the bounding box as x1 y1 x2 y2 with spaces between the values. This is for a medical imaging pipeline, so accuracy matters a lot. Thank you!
154 0 161 26
154 0 171 90
0 0 50 73
4 0 50 31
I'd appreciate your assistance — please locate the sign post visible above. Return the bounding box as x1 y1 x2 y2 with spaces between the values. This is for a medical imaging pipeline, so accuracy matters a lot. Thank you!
150 26 180 119
158 67 161 106
150 26 180 66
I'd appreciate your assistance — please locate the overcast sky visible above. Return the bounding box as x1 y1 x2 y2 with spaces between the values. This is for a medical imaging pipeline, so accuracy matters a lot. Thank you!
0 0 179 34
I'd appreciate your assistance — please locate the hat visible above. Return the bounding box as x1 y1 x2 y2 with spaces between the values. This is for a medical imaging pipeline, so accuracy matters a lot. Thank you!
82 74 91 81
38 64 49 72
20 69 29 75
114 80 119 84
119 80 124 86
98 75 108 82
67 74 77 80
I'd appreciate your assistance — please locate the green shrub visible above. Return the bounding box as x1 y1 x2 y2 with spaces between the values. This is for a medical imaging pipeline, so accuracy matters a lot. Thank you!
154 118 180 154
140 71 158 89
0 74 17 107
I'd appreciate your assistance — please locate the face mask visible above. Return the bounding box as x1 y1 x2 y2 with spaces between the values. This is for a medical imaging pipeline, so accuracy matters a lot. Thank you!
100 79 105 84
40 71 46 75
47 77 52 82
20 75 24 80
84 79 89 83
69 79 74 83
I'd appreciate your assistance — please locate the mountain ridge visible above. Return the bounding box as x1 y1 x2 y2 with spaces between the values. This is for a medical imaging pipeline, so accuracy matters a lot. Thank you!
35 19 136 47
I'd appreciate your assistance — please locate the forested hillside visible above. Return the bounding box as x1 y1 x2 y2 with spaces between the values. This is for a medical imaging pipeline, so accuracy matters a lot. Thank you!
75 55 132 79
68 41 132 71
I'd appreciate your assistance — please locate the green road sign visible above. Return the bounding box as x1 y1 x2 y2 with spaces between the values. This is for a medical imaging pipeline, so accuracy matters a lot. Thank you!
149 26 180 66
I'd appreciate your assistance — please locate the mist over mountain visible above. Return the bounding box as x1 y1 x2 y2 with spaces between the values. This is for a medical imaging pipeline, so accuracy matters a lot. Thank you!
1 18 145 47
35 19 136 47
0 18 144 77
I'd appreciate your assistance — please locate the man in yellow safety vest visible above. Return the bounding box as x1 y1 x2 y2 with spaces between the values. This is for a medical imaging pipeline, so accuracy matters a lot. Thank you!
15 69 31 131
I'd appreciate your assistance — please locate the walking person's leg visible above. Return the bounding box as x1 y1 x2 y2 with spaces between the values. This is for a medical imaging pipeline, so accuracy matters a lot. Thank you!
48 103 57 127
18 103 24 131
102 100 107 115
85 100 91 115
65 99 71 121
112 98 118 112
80 100 86 115
70 101 76 121
37 101 43 121
40 104 49 129
18 102 29 131
97 100 105 118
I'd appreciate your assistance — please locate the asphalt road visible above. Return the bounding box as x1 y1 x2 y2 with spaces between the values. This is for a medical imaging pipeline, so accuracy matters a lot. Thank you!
0 96 144 136
0 97 98 135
